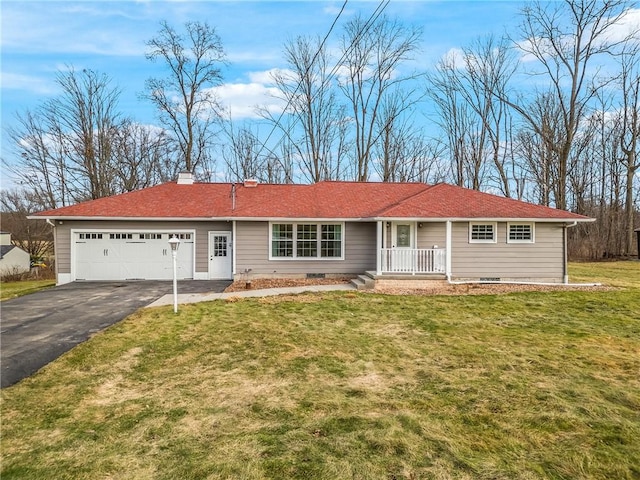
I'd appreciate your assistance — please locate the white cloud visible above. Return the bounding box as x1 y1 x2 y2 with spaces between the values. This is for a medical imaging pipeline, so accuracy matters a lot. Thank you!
517 8 640 63
0 3 148 57
603 8 640 43
323 3 356 17
247 69 295 85
212 82 285 120
441 48 466 68
0 73 58 95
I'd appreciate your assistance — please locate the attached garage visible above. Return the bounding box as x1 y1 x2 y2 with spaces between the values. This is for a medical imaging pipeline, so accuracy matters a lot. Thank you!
74 231 194 281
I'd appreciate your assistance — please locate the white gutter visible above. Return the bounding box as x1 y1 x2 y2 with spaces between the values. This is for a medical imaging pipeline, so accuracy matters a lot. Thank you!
370 217 596 223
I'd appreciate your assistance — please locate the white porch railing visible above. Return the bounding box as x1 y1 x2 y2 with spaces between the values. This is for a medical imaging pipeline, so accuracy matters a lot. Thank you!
380 248 446 274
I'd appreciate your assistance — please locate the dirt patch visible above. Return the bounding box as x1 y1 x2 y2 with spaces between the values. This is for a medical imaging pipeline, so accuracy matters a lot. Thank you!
224 277 352 293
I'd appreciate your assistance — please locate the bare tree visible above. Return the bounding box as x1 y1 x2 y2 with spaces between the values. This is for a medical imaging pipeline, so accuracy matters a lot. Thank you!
145 21 226 174
508 0 635 210
617 42 640 254
515 92 565 206
427 53 490 189
112 122 180 192
461 35 518 196
6 68 124 206
222 124 265 182
267 36 349 182
427 36 518 193
0 189 53 259
6 110 69 209
338 14 423 181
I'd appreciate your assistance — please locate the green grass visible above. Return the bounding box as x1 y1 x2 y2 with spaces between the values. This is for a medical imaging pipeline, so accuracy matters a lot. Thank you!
1 262 639 479
0 279 56 301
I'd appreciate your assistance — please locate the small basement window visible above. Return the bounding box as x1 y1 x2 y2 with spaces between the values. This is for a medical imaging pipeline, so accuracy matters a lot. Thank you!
507 223 534 243
469 222 497 243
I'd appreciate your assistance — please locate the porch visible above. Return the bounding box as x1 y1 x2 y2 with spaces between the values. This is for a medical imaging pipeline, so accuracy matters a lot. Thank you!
379 248 446 274
374 220 452 277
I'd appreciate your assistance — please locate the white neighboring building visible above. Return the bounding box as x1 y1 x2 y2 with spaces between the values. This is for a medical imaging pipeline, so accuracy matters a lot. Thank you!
0 232 30 276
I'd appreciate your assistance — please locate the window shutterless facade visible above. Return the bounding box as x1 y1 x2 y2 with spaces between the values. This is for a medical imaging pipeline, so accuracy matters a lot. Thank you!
469 222 497 243
270 222 343 260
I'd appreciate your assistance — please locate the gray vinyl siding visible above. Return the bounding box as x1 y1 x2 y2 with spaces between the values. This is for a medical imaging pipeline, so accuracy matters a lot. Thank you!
417 222 446 249
235 221 376 276
54 220 230 274
451 222 564 281
55 225 71 274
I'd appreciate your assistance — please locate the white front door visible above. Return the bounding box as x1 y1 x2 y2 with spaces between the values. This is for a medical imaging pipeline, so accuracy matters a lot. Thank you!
391 222 415 272
392 222 414 249
209 232 232 279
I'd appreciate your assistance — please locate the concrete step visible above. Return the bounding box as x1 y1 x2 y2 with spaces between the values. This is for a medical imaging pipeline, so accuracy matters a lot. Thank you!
350 274 375 290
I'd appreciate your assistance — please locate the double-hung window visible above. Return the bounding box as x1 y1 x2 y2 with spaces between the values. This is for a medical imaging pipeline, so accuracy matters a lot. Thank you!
321 224 342 258
271 224 294 257
271 223 343 259
297 224 318 257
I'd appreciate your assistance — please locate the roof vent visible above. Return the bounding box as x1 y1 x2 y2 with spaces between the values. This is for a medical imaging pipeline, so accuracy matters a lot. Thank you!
177 171 194 185
244 179 258 188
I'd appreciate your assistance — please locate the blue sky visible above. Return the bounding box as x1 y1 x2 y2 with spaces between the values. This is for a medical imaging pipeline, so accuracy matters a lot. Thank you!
1 0 533 186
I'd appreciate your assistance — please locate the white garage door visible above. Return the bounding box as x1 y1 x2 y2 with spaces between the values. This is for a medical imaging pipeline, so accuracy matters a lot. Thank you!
75 232 194 281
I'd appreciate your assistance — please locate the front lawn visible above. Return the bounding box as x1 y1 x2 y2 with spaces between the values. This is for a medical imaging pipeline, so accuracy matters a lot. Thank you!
0 279 56 301
1 262 639 479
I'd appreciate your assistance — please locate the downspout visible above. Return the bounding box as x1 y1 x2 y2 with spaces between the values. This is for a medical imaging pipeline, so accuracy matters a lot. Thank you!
376 221 382 275
445 221 452 281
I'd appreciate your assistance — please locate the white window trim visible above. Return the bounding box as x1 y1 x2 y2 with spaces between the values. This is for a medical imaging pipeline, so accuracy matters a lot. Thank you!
507 222 535 244
268 221 345 261
469 222 498 244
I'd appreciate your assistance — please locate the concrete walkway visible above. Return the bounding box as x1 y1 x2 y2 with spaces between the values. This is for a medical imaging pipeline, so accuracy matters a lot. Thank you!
146 283 356 308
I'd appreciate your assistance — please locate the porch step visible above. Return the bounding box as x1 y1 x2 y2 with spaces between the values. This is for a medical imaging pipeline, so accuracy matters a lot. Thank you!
350 274 375 290
364 270 446 281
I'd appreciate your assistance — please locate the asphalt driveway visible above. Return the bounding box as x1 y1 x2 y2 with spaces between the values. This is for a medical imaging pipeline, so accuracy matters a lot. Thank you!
1 280 231 388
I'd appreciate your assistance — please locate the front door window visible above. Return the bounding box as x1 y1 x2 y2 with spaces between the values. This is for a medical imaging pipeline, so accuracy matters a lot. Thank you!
396 224 411 247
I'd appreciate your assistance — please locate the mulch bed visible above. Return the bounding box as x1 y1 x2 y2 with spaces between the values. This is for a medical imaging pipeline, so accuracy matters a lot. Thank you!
224 277 611 295
223 277 353 293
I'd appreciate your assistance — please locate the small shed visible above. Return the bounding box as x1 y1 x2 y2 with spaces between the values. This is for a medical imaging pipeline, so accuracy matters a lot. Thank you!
0 232 30 276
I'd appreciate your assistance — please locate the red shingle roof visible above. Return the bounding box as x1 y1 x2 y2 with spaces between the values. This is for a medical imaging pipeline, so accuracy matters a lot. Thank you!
33 181 590 221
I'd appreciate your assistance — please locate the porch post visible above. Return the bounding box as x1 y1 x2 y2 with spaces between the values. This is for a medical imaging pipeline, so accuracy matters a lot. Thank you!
445 220 452 280
376 221 382 275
